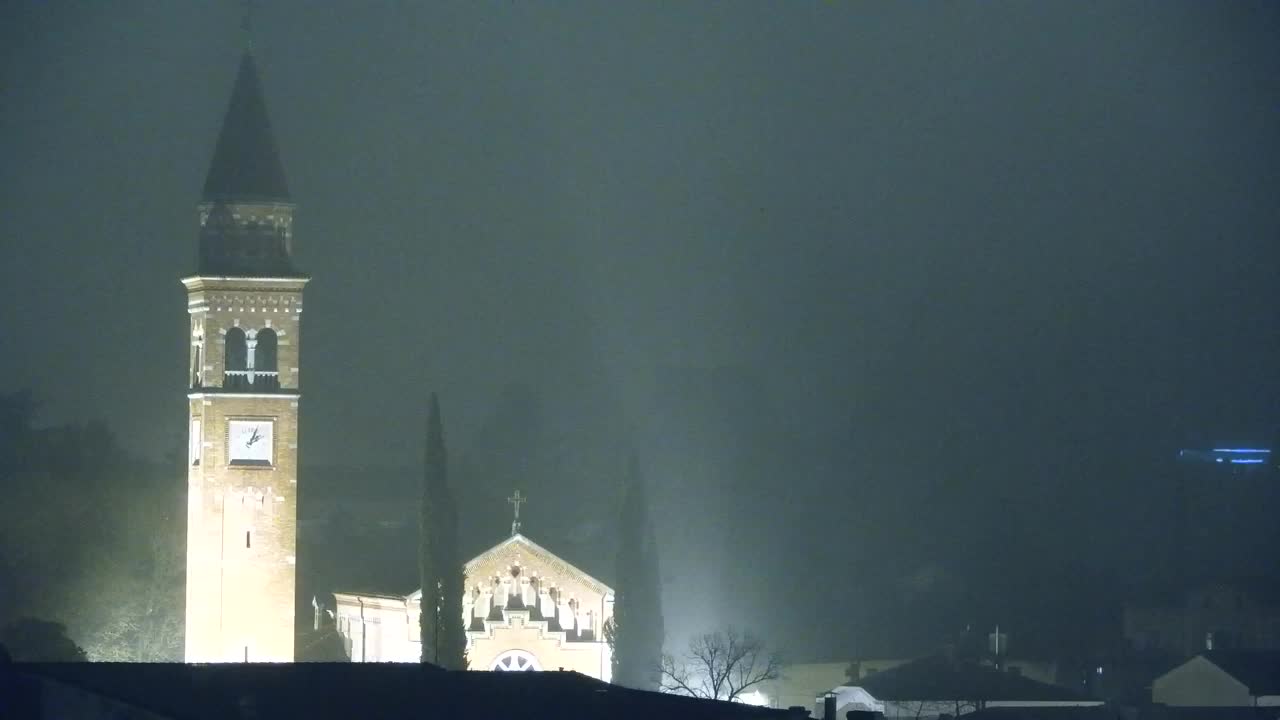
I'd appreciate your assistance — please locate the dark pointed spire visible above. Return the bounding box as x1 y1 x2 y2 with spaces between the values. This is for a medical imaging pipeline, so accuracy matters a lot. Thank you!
202 53 290 203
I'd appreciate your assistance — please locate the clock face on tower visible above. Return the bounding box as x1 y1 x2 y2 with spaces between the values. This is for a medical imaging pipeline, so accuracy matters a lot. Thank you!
227 419 274 466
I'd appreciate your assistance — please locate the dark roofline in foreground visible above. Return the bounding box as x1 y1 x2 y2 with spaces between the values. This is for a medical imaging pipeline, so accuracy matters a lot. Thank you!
9 662 803 720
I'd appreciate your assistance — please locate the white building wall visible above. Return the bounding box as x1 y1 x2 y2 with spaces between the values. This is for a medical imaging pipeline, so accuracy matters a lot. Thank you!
334 593 419 663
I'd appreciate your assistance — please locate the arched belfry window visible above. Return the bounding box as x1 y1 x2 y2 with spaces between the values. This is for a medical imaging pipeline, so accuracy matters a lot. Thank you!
253 328 280 390
256 328 278 372
225 327 247 370
224 327 248 389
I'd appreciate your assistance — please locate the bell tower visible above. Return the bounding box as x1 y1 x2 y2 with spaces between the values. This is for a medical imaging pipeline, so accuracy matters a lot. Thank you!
183 52 307 662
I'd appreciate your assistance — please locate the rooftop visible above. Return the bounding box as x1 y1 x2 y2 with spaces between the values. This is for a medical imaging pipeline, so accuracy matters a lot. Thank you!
859 655 1096 703
11 662 801 720
202 53 290 203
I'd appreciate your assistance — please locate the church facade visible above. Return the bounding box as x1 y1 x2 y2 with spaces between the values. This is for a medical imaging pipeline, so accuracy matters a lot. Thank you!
183 53 307 662
334 533 614 679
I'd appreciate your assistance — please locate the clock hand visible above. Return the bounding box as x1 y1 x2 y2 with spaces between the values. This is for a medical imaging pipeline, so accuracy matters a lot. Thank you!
247 428 260 446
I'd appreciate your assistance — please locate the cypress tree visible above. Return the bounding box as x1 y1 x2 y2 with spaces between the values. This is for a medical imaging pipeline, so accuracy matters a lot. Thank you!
437 477 467 669
420 393 466 668
611 455 665 688
419 393 444 663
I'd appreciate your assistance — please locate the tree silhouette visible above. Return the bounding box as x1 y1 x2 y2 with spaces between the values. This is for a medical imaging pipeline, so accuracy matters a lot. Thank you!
419 393 443 663
0 618 87 662
437 478 466 670
610 455 665 689
659 627 781 702
420 392 466 668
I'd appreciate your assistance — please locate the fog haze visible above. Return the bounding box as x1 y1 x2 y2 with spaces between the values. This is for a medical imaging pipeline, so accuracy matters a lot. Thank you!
3 2 1278 660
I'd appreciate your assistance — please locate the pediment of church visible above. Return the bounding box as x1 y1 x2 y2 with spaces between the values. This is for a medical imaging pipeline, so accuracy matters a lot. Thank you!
407 533 613 604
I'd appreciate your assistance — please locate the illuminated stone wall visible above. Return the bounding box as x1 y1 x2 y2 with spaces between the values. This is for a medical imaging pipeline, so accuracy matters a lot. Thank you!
467 612 609 677
184 272 308 663
331 593 419 663
333 534 614 680
463 534 613 679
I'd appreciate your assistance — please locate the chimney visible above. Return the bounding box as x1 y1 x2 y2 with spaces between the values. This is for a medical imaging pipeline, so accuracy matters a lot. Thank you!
823 693 837 720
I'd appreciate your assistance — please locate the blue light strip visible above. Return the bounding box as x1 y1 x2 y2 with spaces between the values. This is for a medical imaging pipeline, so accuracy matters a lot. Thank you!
1229 459 1266 465
1212 448 1272 454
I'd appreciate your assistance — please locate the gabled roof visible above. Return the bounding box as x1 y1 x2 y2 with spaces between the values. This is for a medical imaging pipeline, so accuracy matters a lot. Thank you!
337 532 614 603
463 533 613 595
859 655 1096 703
202 53 290 203
1202 650 1280 696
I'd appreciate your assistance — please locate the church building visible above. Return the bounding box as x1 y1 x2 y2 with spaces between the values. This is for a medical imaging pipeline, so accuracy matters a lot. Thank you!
334 504 615 679
183 51 307 663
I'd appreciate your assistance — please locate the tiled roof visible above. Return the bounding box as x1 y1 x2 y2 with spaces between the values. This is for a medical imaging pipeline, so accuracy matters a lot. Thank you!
859 655 1095 703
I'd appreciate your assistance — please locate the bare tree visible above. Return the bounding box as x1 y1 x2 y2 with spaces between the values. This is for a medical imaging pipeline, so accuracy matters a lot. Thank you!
658 627 782 702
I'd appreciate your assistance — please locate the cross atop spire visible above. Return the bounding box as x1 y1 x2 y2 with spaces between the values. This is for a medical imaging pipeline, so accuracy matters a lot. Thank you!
241 0 254 51
507 490 526 536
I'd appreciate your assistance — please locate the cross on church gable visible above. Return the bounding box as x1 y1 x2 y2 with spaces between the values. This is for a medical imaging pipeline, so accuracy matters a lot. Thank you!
507 490 526 535
465 534 612 599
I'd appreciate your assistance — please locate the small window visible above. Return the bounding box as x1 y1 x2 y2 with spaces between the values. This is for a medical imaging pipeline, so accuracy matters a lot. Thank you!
245 530 251 549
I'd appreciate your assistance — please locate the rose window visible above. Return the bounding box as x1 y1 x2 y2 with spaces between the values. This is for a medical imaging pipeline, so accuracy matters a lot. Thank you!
491 649 541 671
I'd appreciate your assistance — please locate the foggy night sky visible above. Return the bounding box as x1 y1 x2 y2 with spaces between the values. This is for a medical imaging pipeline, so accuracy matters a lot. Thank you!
3 2 1279 658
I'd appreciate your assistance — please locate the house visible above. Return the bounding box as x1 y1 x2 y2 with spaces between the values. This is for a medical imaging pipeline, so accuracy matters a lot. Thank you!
1151 650 1280 707
856 655 1103 720
851 657 1065 688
